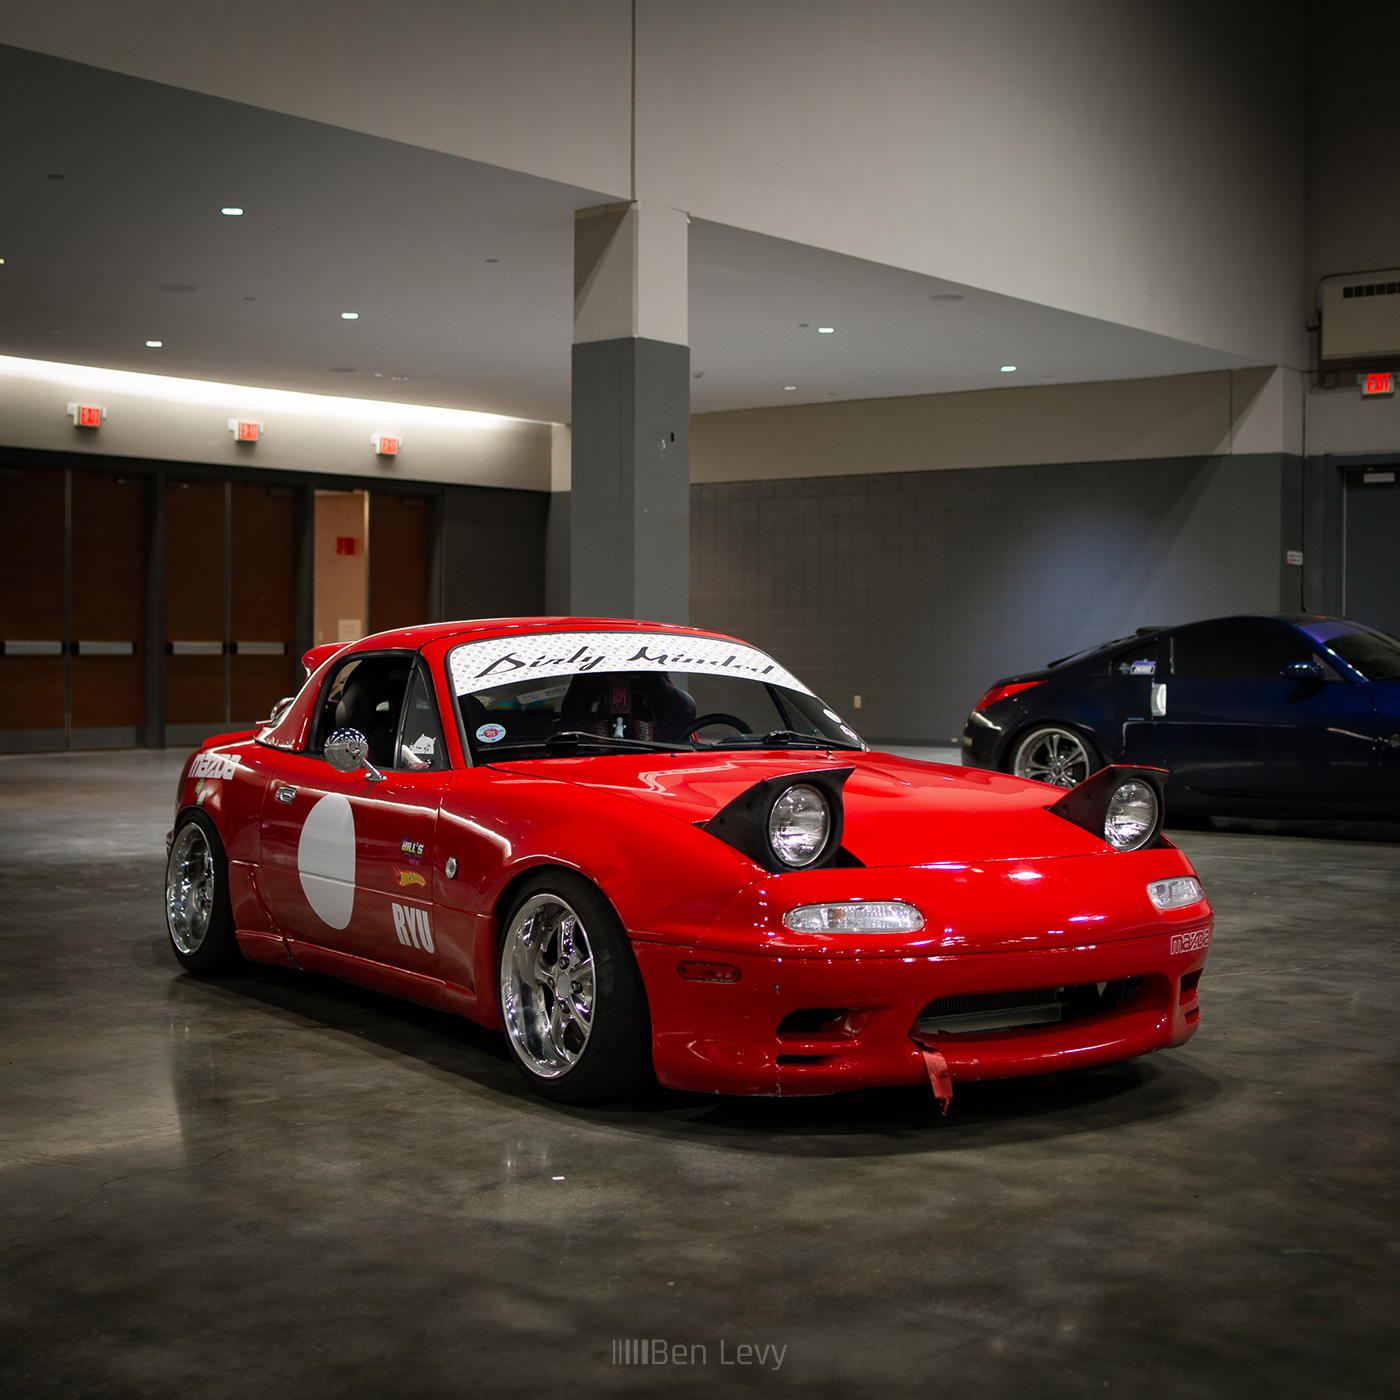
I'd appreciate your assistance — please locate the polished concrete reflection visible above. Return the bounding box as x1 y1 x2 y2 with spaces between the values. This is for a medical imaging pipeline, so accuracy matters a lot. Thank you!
1 750 1396 1398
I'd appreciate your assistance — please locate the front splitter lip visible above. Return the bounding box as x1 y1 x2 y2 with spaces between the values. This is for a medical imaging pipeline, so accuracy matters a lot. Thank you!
633 923 1211 1097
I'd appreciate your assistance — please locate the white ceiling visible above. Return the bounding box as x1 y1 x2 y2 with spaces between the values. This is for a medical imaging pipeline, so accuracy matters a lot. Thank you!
0 44 1253 426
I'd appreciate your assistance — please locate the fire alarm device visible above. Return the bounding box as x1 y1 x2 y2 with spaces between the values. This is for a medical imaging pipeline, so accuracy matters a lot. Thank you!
1360 371 1396 398
67 403 105 427
371 434 400 456
228 419 264 442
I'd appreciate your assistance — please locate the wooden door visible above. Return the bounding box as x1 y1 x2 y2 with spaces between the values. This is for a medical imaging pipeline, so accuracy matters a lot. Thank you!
165 479 227 730
71 470 146 738
230 482 298 724
0 467 66 740
368 493 429 634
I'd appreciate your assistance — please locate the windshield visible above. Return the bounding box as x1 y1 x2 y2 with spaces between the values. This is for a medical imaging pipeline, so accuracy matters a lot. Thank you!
1315 627 1400 681
447 630 865 762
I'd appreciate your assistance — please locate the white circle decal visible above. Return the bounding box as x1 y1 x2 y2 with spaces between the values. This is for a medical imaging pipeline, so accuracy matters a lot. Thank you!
298 793 355 929
476 723 506 743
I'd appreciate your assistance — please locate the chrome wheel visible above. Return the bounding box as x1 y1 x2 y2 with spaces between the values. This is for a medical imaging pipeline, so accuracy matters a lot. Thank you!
1013 726 1095 788
500 893 597 1079
167 823 216 955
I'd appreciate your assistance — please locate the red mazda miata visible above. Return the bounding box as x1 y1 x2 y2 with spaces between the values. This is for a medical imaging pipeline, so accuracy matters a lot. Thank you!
165 617 1213 1108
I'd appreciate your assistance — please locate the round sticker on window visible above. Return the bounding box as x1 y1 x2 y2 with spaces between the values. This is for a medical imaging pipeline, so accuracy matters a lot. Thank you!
475 722 506 744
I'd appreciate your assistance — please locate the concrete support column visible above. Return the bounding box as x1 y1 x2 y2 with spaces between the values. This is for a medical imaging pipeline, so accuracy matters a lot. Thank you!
570 201 689 623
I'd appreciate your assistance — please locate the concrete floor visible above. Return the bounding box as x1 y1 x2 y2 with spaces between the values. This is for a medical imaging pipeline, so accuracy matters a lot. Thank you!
1 750 1397 1399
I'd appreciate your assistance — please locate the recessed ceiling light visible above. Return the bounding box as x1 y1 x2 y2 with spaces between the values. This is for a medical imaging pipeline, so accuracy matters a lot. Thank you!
929 293 963 302
784 385 797 391
817 327 835 334
145 340 163 348
221 207 244 216
798 323 809 328
340 312 359 320
485 258 499 263
0 258 6 265
1000 365 1017 373
48 173 64 181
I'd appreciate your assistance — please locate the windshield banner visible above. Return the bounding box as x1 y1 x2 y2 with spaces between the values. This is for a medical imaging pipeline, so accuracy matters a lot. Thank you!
449 631 813 697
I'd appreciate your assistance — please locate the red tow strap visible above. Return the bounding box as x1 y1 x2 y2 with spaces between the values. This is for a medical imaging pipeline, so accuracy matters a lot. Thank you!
917 1045 954 1115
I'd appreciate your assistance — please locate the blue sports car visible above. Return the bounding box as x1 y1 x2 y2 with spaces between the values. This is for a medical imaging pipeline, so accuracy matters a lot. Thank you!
962 615 1400 817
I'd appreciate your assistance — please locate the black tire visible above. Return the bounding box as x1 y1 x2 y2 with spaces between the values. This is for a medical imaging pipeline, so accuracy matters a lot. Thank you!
1008 724 1103 789
497 869 653 1105
165 811 243 975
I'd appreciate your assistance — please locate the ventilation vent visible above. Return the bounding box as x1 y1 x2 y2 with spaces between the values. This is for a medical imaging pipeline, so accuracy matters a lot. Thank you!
1321 269 1400 361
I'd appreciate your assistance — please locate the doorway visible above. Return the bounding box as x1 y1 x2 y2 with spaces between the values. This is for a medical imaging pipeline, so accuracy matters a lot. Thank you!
1343 465 1400 636
314 490 369 647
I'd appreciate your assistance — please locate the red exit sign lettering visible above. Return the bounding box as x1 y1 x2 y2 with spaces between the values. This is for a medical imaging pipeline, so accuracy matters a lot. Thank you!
67 402 105 427
1361 371 1395 397
336 536 357 556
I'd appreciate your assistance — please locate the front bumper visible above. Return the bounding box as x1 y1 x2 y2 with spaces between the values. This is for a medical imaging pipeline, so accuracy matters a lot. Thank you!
634 925 1209 1096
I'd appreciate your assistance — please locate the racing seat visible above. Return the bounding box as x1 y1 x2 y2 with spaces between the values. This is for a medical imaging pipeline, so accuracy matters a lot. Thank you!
334 680 396 766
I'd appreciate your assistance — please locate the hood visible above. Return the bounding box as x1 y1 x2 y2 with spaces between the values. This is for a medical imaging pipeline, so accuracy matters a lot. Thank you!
491 750 1106 864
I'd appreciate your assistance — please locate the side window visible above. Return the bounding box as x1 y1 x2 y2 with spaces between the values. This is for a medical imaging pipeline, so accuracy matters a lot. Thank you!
312 654 415 767
396 666 448 771
1171 625 1312 679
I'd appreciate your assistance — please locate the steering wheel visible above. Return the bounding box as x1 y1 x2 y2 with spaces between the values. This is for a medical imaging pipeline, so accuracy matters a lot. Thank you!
686 713 754 742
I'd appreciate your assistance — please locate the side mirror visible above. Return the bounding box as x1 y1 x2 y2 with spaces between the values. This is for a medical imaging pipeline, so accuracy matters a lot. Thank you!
325 728 386 781
1282 660 1324 679
265 696 295 725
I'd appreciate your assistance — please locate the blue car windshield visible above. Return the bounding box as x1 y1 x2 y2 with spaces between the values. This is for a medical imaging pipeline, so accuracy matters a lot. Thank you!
446 630 866 762
1316 628 1400 681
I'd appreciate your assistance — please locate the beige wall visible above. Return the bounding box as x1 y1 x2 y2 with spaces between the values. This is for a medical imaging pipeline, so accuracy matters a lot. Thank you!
1 0 1305 366
1305 387 1400 457
691 368 1303 484
0 356 553 490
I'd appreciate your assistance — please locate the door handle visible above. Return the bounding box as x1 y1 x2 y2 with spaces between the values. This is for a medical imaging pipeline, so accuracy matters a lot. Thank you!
275 785 297 803
1151 683 1167 717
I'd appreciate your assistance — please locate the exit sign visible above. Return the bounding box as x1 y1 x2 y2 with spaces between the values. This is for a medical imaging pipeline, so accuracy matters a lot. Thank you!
67 402 105 427
371 434 400 456
1361 370 1395 397
228 419 263 442
335 536 357 556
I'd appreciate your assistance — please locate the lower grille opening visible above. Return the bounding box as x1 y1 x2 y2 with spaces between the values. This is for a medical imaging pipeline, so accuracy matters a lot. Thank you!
915 978 1142 1036
777 1008 848 1036
776 1054 830 1066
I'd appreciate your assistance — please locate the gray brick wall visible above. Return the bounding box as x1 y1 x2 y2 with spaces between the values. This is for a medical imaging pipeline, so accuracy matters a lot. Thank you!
691 454 1295 743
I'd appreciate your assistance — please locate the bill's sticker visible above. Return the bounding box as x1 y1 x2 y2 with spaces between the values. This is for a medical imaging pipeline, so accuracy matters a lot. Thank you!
392 902 434 953
394 868 427 889
400 837 424 864
476 723 506 743
1170 928 1211 956
191 751 239 780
